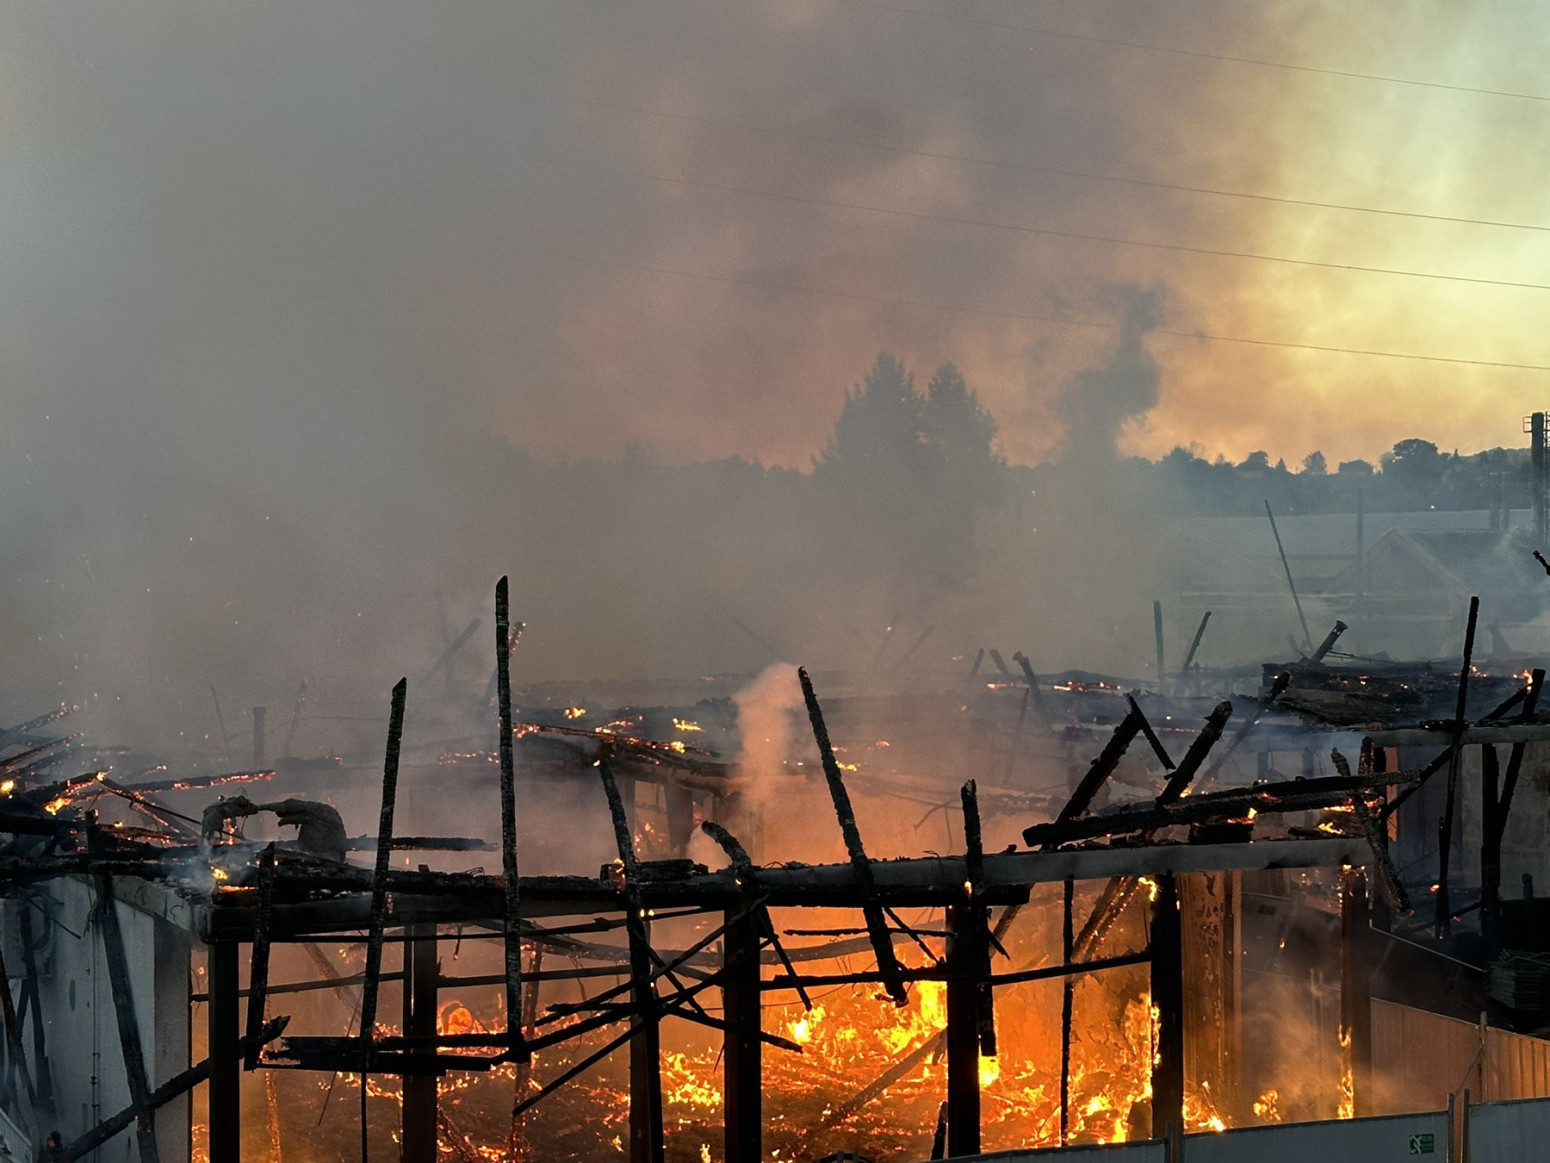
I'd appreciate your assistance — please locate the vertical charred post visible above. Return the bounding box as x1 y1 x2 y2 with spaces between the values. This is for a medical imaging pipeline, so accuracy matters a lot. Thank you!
1059 877 1074 1144
401 920 439 1163
1438 596 1480 937
496 577 525 1055
722 903 762 1163
242 843 277 1071
207 941 241 1163
1340 869 1373 1118
1150 874 1185 1137
1180 610 1212 681
1486 668 1543 956
359 678 407 1048
961 780 996 1056
1481 744 1503 957
945 902 983 1159
1011 651 1052 728
599 760 664 1163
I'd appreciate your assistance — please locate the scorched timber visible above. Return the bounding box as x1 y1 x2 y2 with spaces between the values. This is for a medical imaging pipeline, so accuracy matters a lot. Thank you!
194 836 1370 940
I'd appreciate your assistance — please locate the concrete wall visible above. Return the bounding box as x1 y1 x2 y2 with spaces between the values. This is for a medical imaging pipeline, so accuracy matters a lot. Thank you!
0 878 192 1161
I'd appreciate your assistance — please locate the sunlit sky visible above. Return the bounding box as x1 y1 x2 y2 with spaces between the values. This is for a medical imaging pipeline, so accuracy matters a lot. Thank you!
4 1 1549 474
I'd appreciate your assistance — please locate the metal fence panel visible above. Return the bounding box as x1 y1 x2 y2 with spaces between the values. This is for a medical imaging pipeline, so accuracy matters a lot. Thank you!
1182 1111 1450 1163
1372 999 1481 1113
1483 1027 1550 1101
1469 1096 1550 1161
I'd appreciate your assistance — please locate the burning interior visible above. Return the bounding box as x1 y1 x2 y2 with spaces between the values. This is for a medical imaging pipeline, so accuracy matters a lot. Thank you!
6 579 1550 1163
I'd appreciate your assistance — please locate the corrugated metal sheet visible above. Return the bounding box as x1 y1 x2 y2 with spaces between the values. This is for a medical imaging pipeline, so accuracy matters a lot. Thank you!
1469 1096 1550 1161
1482 1027 1550 1101
1182 1111 1450 1163
1372 1000 1481 1112
1370 999 1550 1110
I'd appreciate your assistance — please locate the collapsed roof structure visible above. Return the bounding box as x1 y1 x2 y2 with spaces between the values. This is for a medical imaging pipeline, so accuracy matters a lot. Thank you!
5 578 1550 1163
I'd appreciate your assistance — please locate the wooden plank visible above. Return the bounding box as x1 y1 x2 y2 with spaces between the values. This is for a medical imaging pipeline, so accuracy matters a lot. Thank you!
798 667 907 1006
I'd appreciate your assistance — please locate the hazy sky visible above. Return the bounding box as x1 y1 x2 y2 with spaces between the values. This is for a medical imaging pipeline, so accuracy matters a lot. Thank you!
5 0 1548 480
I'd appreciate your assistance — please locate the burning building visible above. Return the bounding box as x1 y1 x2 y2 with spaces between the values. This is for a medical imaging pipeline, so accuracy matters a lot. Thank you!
5 581 1550 1163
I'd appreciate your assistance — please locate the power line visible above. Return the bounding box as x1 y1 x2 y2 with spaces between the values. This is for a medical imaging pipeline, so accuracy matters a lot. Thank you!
625 165 1550 295
566 90 1550 236
592 256 1550 373
850 0 1550 106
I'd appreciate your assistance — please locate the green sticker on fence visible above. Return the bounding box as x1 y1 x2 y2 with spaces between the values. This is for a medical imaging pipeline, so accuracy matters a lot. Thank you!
1408 1132 1435 1155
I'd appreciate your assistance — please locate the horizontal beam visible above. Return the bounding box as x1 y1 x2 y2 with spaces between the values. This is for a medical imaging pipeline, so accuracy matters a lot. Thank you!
193 836 1368 939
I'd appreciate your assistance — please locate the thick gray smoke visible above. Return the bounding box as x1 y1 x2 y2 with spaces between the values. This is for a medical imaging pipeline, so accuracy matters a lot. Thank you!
0 2 1518 735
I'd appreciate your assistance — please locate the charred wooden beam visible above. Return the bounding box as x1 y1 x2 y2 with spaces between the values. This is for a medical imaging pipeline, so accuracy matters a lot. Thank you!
1438 596 1480 937
1180 611 1212 678
945 902 984 1158
1351 796 1410 915
243 843 278 1070
1495 669 1544 836
699 820 809 1010
765 949 1150 992
827 1030 945 1131
402 922 438 1163
1127 696 1176 771
1156 701 1233 804
207 942 241 1163
598 760 665 1163
95 876 160 1163
1311 620 1350 664
930 1101 950 1160
1055 713 1141 826
1150 873 1185 1137
723 902 762 1163
1072 875 1141 961
496 576 526 1059
359 677 408 1050
798 666 908 1007
1201 672 1291 787
960 780 995 1055
1059 877 1074 1144
1071 704 1231 966
1023 769 1412 848
1011 651 1052 727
